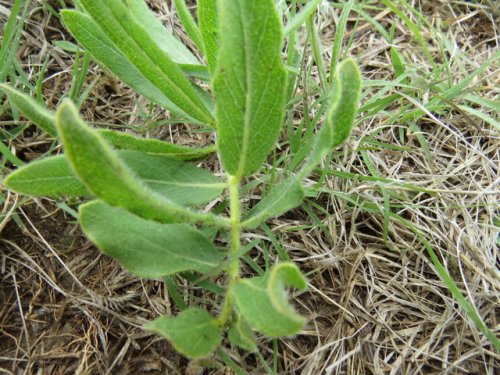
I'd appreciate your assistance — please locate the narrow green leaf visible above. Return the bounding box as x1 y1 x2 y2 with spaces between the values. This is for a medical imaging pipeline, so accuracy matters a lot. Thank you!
79 201 224 278
56 99 225 226
125 0 199 65
329 0 355 80
228 316 257 351
233 263 307 337
53 40 81 53
3 155 89 197
61 10 193 121
4 150 223 205
145 308 222 358
172 0 205 53
243 177 304 229
97 130 216 160
198 0 218 74
214 0 287 177
302 59 362 175
283 0 322 37
77 0 214 125
0 84 56 136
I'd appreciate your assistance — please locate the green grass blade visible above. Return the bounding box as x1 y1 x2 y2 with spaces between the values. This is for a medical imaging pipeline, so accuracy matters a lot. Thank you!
283 0 322 37
214 0 287 177
329 0 355 82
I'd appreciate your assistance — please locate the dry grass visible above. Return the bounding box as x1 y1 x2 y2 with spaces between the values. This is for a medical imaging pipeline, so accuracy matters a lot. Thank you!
1 0 499 374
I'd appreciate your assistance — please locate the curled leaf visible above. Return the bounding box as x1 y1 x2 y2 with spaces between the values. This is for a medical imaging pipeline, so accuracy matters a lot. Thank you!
233 263 307 337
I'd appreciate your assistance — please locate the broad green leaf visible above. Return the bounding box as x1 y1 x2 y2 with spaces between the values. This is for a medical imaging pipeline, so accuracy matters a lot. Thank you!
228 316 257 351
0 84 56 136
172 0 205 53
79 201 224 278
214 0 287 177
198 0 217 74
61 10 194 121
243 177 304 229
3 155 90 197
302 59 362 175
125 0 199 65
119 151 225 206
4 150 224 205
56 100 225 226
77 0 214 125
97 130 216 160
145 308 222 358
233 263 307 337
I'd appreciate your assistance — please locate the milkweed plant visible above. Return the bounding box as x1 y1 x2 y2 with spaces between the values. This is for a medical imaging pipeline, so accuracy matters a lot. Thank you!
1 0 362 359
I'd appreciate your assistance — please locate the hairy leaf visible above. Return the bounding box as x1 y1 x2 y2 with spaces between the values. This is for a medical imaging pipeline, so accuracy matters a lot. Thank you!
79 201 224 278
98 130 216 160
198 0 217 74
214 0 287 177
125 0 199 65
303 59 362 173
5 150 224 205
233 263 307 337
243 177 304 229
56 100 224 226
228 316 256 351
0 84 56 136
172 0 204 53
76 0 214 124
145 308 222 358
61 10 193 121
3 155 90 197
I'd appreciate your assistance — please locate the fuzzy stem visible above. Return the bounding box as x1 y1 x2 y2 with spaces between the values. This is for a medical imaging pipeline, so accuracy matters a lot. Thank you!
216 175 241 326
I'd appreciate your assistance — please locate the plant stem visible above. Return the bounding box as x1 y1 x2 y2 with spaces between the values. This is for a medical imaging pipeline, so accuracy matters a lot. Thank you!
217 175 241 327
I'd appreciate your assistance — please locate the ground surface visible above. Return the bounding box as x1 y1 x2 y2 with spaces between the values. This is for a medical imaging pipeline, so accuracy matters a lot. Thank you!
0 0 499 374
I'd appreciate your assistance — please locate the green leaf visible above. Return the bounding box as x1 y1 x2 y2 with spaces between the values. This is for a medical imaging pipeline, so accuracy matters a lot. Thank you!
61 10 194 121
283 0 322 37
125 0 199 65
228 315 257 351
145 308 222 358
302 59 362 174
4 150 223 205
214 0 287 177
233 263 307 337
243 177 304 229
3 155 89 197
53 40 81 53
76 0 214 125
97 129 216 160
0 84 56 136
119 150 225 206
79 201 224 278
172 0 205 53
198 0 217 74
56 99 225 226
